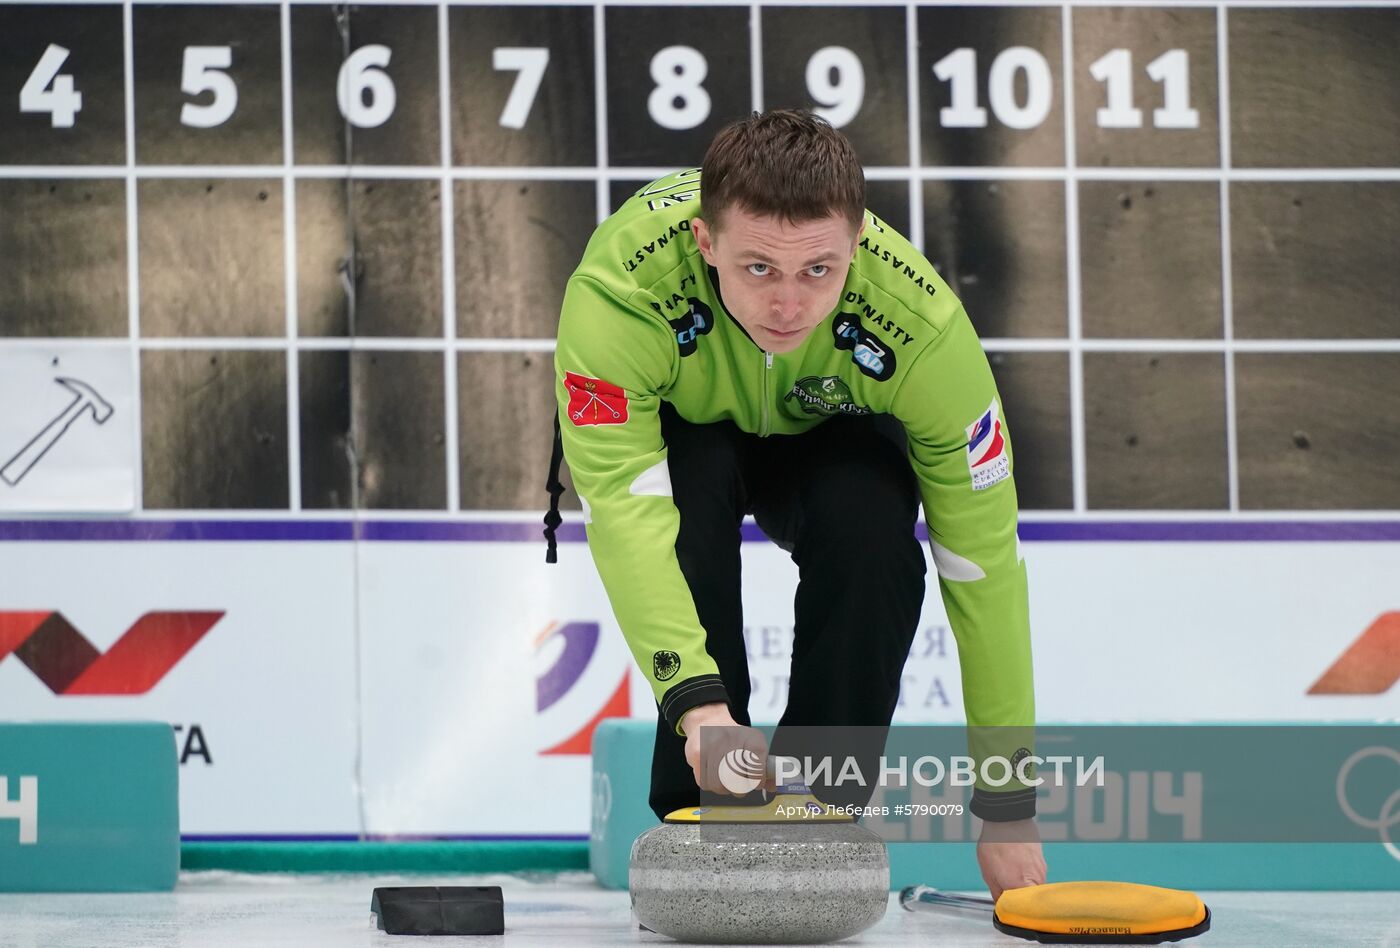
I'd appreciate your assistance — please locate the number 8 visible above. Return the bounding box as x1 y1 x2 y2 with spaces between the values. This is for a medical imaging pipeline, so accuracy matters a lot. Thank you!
648 46 710 131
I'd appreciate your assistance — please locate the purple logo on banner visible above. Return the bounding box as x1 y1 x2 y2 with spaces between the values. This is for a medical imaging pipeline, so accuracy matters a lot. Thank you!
534 621 631 756
535 621 599 713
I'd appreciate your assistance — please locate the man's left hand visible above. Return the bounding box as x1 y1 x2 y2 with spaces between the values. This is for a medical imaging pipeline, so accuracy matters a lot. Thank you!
976 817 1047 902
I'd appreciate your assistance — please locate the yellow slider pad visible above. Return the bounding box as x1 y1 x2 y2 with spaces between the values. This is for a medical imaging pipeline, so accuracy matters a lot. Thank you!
995 880 1211 944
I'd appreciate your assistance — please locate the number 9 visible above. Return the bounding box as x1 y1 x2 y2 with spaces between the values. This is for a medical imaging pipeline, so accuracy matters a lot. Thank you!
805 46 864 129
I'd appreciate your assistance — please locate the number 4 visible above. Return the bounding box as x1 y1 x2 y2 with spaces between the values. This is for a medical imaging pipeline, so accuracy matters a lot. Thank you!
20 44 83 129
493 48 549 130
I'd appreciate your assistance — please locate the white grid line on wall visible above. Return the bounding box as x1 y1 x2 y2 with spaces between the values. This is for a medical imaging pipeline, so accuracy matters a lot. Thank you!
281 0 302 510
1062 3 1087 513
905 0 924 253
10 0 1394 8
1217 1 1240 512
14 337 1397 353
438 0 461 512
750 3 764 114
592 3 610 226
121 0 144 509
4 165 1397 181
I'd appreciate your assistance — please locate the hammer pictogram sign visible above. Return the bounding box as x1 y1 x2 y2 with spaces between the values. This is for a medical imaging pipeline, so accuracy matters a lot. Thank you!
1 377 114 487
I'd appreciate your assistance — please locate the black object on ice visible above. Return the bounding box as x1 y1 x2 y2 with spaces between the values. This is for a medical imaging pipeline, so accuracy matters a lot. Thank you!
371 886 504 936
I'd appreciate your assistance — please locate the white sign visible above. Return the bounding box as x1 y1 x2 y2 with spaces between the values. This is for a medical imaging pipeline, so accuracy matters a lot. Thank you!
0 347 136 512
0 538 361 835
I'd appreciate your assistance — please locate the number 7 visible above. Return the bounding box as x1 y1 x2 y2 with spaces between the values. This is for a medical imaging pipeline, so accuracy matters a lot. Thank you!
492 47 549 130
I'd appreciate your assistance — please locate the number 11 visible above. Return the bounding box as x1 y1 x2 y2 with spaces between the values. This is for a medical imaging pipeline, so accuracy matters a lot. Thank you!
1089 48 1199 130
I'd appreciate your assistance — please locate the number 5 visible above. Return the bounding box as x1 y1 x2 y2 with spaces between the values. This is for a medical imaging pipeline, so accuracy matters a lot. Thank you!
493 47 549 130
181 46 238 128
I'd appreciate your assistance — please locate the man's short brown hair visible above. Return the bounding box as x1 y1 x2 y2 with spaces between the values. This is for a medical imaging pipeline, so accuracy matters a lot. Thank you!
701 109 866 232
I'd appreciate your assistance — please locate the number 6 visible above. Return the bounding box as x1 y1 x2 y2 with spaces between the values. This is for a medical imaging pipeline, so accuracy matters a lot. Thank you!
337 45 396 129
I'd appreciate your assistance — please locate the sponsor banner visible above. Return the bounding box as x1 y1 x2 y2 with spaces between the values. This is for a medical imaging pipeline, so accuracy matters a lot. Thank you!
0 527 1395 837
742 539 1400 724
355 540 639 836
739 543 958 724
1023 542 1400 720
0 348 136 513
358 534 1400 834
0 539 360 835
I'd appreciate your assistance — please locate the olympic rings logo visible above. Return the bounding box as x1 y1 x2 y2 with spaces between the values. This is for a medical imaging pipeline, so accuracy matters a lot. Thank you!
591 771 613 828
1336 746 1400 863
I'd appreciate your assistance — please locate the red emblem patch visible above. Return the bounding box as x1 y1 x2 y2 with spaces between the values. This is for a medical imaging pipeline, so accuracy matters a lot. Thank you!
564 372 629 426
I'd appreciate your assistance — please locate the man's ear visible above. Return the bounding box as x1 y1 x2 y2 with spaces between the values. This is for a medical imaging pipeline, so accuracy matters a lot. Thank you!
693 217 717 266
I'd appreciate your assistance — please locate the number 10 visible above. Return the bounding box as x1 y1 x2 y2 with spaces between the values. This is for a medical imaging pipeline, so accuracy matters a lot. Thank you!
933 45 1198 132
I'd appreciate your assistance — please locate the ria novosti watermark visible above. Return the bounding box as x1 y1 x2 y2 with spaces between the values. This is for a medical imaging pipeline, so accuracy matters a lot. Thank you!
760 752 1103 791
695 725 1400 846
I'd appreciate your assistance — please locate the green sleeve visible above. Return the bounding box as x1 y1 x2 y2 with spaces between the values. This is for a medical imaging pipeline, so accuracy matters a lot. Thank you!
892 307 1037 822
554 276 731 736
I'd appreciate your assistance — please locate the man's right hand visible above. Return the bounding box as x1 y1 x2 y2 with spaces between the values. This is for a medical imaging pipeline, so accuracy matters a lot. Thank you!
680 702 776 796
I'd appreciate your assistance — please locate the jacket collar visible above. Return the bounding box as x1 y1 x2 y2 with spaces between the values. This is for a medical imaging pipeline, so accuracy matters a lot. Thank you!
704 264 765 353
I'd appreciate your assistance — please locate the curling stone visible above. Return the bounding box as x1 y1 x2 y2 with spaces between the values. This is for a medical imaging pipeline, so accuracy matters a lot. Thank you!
629 792 889 944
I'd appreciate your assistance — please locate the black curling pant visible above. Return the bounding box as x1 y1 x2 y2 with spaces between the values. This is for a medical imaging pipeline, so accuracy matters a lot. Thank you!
649 401 928 821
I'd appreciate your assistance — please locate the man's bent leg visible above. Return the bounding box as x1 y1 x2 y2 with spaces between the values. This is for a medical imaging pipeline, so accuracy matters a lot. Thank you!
649 402 756 820
754 415 926 810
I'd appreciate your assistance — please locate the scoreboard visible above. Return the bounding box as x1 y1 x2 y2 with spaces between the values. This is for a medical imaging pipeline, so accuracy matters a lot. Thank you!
1 2 1397 516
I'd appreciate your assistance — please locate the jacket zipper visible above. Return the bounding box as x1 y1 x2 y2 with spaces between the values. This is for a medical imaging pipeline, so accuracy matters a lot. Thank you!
760 351 773 437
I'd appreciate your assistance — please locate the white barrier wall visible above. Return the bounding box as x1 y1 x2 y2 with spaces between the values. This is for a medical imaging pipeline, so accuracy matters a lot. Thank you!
1 519 1394 838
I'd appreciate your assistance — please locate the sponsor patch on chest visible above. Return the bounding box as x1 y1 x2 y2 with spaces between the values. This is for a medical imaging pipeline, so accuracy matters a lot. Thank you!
785 376 872 416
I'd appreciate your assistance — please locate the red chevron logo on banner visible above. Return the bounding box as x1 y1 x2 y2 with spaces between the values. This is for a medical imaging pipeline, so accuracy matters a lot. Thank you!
1308 612 1400 695
0 611 223 695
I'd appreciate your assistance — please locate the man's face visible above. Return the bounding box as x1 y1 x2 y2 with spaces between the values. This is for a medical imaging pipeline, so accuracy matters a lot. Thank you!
693 207 863 354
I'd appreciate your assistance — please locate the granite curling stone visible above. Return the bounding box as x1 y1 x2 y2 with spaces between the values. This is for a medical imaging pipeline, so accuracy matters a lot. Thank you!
629 793 889 944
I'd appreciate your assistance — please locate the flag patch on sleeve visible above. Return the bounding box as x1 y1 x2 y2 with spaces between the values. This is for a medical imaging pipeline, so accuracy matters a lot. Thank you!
965 399 1010 490
565 371 629 426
